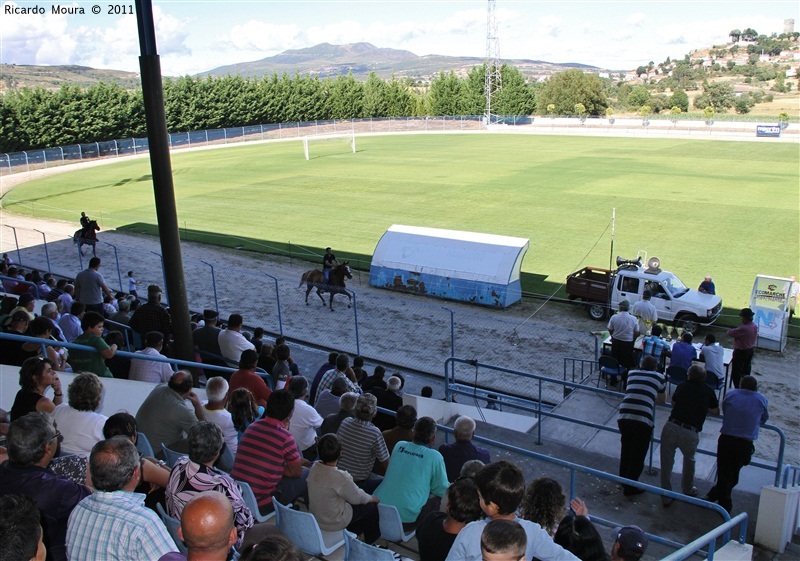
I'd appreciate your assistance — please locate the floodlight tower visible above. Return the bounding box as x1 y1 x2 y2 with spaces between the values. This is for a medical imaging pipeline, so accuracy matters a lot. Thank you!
484 0 502 125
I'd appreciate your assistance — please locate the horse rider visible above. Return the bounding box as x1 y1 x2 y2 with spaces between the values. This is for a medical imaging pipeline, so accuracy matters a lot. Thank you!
323 247 339 285
80 212 91 229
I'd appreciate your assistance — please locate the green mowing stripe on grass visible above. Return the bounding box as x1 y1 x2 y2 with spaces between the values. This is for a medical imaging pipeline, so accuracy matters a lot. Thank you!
5 134 798 308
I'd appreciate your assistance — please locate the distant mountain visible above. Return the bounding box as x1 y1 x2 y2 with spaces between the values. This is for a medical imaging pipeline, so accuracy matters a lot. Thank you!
0 64 141 91
200 42 601 82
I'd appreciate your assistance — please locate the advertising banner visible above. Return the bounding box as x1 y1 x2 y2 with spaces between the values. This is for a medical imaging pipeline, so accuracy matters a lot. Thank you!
750 275 792 351
756 125 781 137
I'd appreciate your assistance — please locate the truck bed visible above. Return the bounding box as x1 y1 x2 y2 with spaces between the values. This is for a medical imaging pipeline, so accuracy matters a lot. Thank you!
566 266 612 302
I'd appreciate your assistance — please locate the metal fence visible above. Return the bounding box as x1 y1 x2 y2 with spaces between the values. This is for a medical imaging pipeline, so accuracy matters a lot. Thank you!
5 113 793 177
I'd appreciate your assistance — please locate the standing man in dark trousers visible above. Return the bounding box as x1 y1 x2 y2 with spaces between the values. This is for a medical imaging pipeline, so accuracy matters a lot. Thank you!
607 300 639 387
617 355 665 496
727 308 758 388
322 247 339 285
704 375 768 513
659 365 719 505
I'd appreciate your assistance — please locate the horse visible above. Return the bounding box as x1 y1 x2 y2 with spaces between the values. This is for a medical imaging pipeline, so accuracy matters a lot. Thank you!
73 220 100 256
299 262 353 311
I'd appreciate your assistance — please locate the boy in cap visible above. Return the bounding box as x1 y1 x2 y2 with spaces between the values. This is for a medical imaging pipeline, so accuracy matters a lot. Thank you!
612 526 648 561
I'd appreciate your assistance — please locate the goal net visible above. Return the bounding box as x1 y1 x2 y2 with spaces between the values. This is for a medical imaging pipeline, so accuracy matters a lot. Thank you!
302 132 356 160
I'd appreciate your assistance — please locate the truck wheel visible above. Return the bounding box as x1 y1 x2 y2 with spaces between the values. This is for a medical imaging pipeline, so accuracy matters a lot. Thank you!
587 302 607 321
676 315 699 335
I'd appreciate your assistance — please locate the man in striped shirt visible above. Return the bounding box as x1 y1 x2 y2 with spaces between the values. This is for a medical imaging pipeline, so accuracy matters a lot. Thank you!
66 437 177 560
231 390 308 514
336 393 390 493
617 355 666 496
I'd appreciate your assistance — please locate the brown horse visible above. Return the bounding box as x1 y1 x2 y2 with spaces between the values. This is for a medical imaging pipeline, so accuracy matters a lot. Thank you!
299 262 353 310
72 220 100 256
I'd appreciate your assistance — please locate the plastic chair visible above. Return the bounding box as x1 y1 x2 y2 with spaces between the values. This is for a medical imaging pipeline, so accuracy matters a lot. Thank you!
136 432 155 458
273 499 345 559
666 365 688 395
377 503 416 545
235 479 275 524
156 502 187 555
343 530 396 561
216 445 235 473
161 443 187 468
597 355 625 388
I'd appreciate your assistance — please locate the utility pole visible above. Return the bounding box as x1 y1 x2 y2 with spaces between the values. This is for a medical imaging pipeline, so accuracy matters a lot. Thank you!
484 0 502 125
135 0 197 384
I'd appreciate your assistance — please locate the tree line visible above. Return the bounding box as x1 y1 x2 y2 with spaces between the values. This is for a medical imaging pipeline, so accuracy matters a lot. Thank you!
2 65 542 153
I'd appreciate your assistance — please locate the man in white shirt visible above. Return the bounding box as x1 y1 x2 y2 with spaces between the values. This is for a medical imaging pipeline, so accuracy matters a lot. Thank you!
288 376 323 461
699 333 725 383
217 314 254 365
203 376 239 456
129 331 174 384
630 290 658 336
607 300 639 385
58 301 85 343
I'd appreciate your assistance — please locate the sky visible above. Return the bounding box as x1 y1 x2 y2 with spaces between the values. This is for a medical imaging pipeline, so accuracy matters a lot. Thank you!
2 1 798 77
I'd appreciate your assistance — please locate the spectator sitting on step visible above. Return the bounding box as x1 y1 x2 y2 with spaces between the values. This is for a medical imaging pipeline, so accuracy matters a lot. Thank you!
611 526 648 561
336 393 389 493
0 494 47 561
273 337 300 376
52 373 107 456
319 391 358 436
41 301 67 342
110 298 132 326
369 375 403 432
639 325 671 370
519 478 566 538
417 476 484 561
351 355 367 386
669 332 695 371
165 422 274 550
271 343 293 389
46 278 68 303
129 331 173 384
288 376 323 462
160 490 239 561
439 415 491 483
203 377 239 456
128 285 173 348
231 390 309 515
104 331 131 379
309 352 338 404
69 312 116 378
382 404 417 455
135 370 204 455
553 498 609 561
57 284 74 310
229 349 272 409
251 327 265 354
257 343 276 376
193 309 227 370
374 416 449 525
315 353 360 405
58 301 84 343
227 388 262 442
445 460 579 561
314 377 349 419
360 364 387 392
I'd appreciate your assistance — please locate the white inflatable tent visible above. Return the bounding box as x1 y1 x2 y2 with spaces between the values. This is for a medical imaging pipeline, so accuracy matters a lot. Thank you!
369 225 529 308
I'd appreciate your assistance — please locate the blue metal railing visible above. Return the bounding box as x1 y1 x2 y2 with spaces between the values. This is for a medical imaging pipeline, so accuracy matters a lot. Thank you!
660 513 748 561
1 277 41 299
444 357 786 487
781 464 800 488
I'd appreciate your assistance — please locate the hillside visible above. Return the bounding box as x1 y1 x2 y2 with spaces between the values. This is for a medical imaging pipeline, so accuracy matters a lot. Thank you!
200 41 599 83
0 64 141 91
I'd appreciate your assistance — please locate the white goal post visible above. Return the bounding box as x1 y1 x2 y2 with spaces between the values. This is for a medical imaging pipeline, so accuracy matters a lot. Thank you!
302 132 356 160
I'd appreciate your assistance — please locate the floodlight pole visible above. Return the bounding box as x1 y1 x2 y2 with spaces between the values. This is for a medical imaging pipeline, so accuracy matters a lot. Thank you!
135 0 196 384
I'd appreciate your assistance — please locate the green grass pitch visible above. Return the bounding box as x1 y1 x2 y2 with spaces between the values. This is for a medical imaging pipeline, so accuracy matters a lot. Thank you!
4 134 799 308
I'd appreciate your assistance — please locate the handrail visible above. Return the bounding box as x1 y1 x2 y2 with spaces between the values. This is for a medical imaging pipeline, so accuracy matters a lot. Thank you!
781 464 800 488
444 357 787 486
383 405 733 556
660 513 748 561
0 331 237 378
0 277 41 299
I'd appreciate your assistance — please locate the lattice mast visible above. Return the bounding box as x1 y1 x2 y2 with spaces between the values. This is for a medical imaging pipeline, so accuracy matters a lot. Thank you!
484 0 502 125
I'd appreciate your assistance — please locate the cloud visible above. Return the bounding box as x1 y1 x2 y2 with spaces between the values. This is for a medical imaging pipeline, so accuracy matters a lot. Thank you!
625 13 647 27
0 3 190 72
538 16 563 38
217 20 303 51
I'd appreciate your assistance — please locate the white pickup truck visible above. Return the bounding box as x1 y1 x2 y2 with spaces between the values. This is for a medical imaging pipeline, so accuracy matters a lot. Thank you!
565 257 723 333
